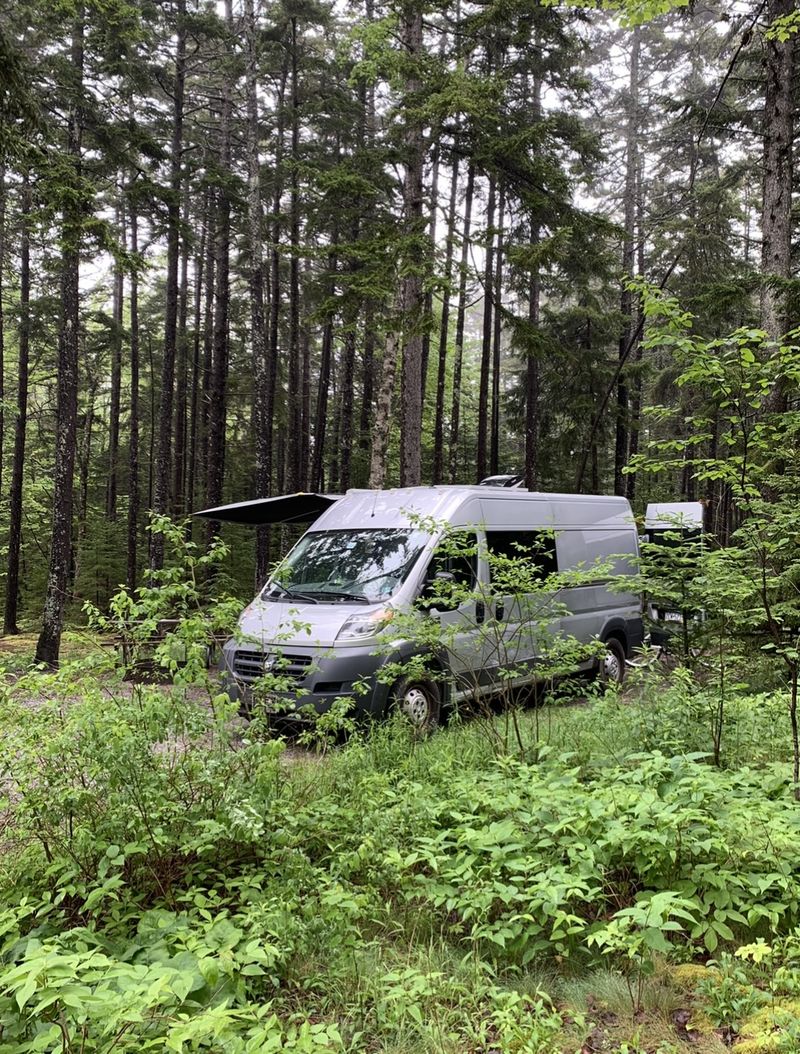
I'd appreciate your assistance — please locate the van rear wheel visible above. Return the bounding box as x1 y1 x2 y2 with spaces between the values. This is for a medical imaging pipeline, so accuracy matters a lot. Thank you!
390 676 441 734
599 638 626 686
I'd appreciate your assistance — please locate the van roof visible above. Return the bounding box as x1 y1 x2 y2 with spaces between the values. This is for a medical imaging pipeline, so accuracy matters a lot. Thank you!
312 486 634 532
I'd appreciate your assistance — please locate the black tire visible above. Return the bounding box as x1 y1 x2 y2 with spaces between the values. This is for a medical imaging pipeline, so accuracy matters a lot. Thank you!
599 637 626 686
389 676 441 734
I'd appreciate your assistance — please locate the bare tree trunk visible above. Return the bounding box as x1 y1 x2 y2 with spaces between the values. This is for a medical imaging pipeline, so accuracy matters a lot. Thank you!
4 176 31 634
36 11 84 665
370 321 401 489
490 185 504 476
476 174 496 481
614 25 639 496
205 0 234 543
524 69 542 491
150 0 186 570
432 155 459 484
172 195 190 515
449 162 475 483
187 194 207 526
106 195 123 520
626 154 645 503
357 307 376 480
126 200 140 591
268 53 290 498
245 0 271 584
0 164 6 501
312 242 338 492
398 4 425 487
286 16 303 491
761 0 793 351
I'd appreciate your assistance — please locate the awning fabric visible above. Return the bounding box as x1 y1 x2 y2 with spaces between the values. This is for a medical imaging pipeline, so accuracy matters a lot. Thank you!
193 492 340 526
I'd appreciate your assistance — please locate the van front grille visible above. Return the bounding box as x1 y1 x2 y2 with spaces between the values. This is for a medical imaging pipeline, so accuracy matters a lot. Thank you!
233 650 314 684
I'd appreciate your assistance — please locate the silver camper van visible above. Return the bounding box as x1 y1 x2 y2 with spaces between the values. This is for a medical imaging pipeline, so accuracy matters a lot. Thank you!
210 486 643 726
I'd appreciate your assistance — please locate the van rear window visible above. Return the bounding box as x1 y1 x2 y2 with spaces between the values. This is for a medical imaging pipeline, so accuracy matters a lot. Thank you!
486 531 558 580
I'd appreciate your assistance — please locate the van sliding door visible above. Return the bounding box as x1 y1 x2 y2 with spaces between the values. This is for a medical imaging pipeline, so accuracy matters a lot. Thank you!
484 530 562 685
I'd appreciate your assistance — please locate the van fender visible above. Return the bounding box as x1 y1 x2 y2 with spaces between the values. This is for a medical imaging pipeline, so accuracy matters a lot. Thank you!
598 617 631 657
373 644 449 715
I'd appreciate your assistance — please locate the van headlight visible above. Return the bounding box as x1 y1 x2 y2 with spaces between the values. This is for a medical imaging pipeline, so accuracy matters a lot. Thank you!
336 607 394 642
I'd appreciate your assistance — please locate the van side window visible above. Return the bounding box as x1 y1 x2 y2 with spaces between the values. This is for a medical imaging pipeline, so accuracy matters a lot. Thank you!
429 531 478 588
486 531 558 581
419 531 478 610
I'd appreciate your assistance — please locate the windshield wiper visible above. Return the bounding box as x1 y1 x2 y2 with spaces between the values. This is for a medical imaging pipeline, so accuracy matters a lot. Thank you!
310 590 368 602
265 582 319 604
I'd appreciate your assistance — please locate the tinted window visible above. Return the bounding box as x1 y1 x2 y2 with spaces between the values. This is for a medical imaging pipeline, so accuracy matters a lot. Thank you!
486 531 558 581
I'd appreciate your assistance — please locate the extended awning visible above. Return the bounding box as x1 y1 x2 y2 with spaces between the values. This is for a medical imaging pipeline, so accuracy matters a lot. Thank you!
193 492 341 526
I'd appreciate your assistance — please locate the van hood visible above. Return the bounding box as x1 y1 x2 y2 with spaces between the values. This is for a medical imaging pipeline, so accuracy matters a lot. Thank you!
235 596 387 649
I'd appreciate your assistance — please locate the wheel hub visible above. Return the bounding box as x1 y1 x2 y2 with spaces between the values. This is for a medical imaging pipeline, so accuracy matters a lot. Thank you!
402 686 430 725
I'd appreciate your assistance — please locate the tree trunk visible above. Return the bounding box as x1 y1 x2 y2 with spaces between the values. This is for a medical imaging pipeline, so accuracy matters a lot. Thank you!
490 185 504 476
172 195 190 515
36 12 84 665
267 53 290 499
614 25 639 497
286 16 303 491
126 199 140 591
205 0 234 543
187 192 207 527
370 321 402 489
245 0 271 584
106 195 123 520
357 306 376 481
476 174 496 481
761 0 793 349
449 162 475 483
398 4 425 488
312 245 337 492
524 67 542 491
4 176 31 634
625 154 645 502
0 164 6 502
150 0 186 570
432 154 459 484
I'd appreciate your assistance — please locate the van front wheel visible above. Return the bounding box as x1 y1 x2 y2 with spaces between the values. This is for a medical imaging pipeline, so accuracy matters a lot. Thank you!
390 676 441 733
599 638 626 686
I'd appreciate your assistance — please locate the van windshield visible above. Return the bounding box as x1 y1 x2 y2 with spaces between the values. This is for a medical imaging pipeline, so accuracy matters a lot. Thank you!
261 529 427 603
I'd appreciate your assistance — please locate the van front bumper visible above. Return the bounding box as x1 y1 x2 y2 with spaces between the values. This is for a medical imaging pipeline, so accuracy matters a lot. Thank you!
218 639 398 718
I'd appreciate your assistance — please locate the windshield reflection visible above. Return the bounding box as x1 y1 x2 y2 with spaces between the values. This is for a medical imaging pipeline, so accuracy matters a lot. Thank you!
261 529 427 603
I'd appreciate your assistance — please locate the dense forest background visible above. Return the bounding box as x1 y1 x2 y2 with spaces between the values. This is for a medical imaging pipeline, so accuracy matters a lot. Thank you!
0 0 795 660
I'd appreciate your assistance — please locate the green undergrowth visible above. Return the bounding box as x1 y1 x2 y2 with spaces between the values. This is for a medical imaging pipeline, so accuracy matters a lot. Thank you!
1 658 799 1051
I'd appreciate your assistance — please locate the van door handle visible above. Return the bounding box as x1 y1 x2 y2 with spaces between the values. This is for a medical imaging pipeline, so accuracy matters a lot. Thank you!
475 600 485 624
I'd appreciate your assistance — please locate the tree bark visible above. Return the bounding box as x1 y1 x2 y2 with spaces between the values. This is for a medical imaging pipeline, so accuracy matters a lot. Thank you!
432 155 459 484
398 3 425 487
150 0 186 570
760 0 793 347
476 174 496 481
614 25 639 496
205 0 234 543
4 176 31 634
449 162 475 483
490 185 504 476
106 195 123 520
126 199 140 591
36 12 84 665
286 16 303 491
172 195 190 515
246 0 271 585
